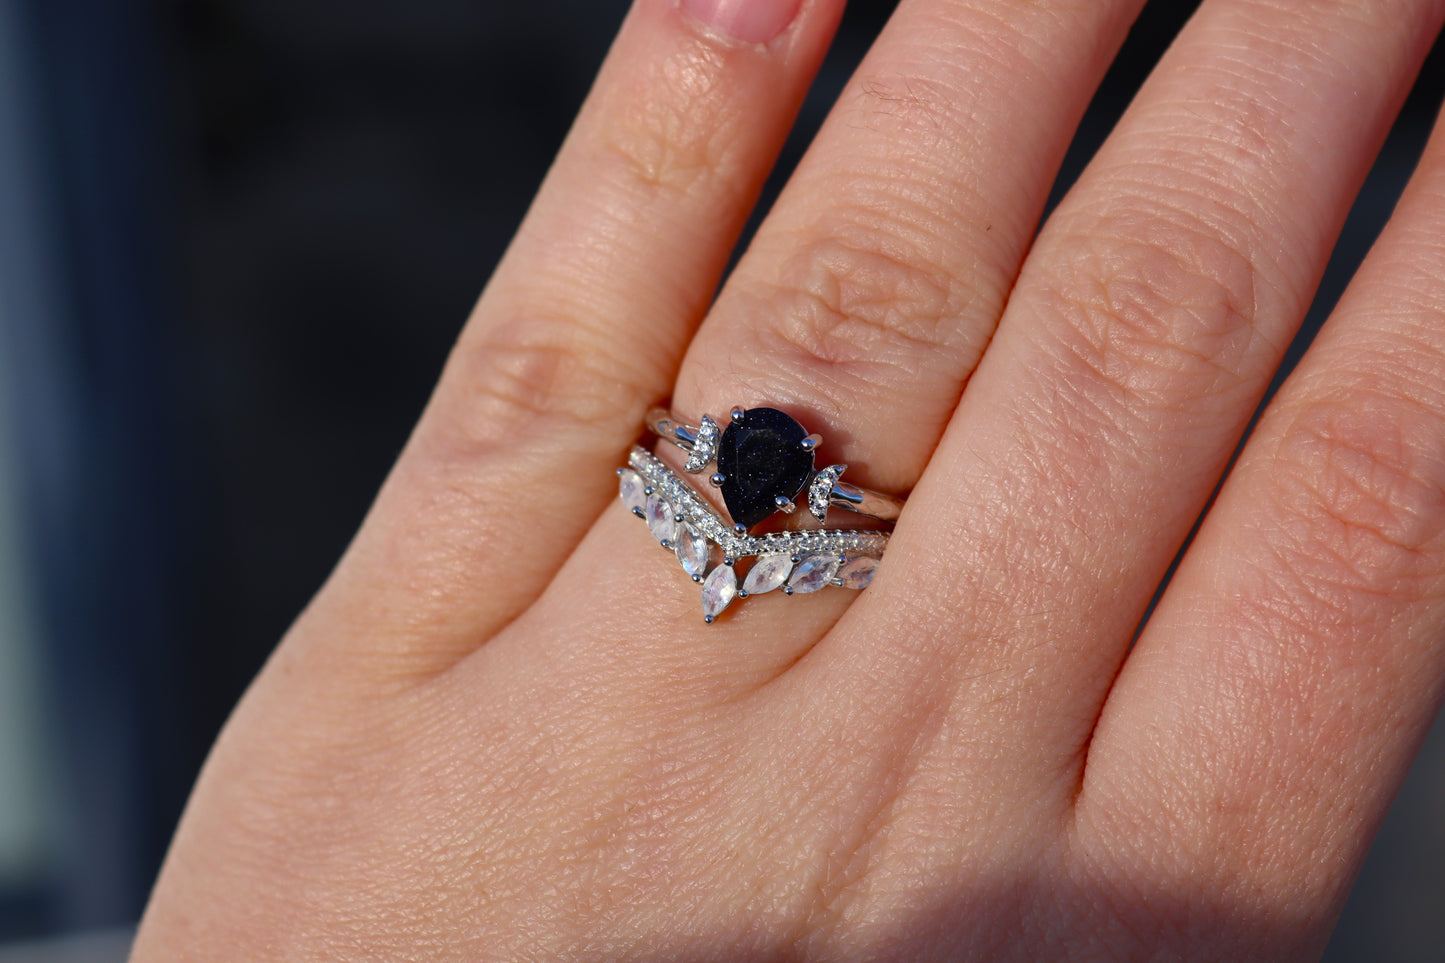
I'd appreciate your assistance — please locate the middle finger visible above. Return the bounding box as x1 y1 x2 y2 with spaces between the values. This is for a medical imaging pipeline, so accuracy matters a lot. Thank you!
483 0 1148 684
674 0 1144 492
827 0 1445 788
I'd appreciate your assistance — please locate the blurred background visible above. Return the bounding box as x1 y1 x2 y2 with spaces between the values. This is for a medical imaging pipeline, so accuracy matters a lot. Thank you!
0 0 1441 958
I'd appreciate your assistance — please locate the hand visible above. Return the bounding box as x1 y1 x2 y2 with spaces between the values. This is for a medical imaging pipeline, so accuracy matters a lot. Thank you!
132 0 1445 958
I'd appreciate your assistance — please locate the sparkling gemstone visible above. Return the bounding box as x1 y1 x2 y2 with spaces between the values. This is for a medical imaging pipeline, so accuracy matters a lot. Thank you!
742 554 793 596
838 556 879 590
618 469 648 516
717 407 814 529
701 563 738 623
809 464 846 522
789 553 841 594
675 523 711 580
645 493 677 545
685 414 721 474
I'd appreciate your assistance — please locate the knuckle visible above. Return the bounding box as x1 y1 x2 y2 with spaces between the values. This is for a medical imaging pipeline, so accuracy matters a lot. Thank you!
600 39 740 197
1264 387 1445 594
1043 205 1266 422
849 74 963 146
432 314 644 454
753 223 964 378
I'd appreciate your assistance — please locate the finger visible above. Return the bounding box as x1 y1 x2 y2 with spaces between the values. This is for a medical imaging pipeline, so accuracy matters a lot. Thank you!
1079 109 1445 958
820 0 1444 780
673 0 1145 491
504 0 1150 690
291 0 846 676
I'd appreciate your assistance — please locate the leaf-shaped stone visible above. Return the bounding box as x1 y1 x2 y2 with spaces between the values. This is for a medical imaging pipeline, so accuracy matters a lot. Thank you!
742 555 792 596
838 556 878 590
618 468 647 516
701 564 738 623
789 553 841 594
675 523 710 580
645 493 677 546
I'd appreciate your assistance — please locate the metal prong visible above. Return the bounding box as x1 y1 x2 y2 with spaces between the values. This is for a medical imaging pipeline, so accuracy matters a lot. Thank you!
801 433 823 451
775 495 796 514
723 556 735 567
704 615 714 624
660 540 672 551
733 523 748 537
710 473 726 488
674 513 684 523
692 575 703 584
783 585 794 596
730 406 747 423
631 507 645 519
738 590 749 599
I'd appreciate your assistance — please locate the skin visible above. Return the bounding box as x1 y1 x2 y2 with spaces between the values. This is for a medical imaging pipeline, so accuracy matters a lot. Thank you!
134 0 1445 959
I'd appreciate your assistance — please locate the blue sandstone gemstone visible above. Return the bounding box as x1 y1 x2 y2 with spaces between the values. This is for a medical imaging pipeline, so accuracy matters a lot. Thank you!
716 407 814 529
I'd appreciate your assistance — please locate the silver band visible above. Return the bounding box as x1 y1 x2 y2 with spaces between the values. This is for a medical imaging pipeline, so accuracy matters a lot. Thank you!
645 406 905 524
619 447 888 623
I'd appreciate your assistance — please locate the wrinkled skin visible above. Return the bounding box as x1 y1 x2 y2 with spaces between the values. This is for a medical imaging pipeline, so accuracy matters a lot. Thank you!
134 0 1445 959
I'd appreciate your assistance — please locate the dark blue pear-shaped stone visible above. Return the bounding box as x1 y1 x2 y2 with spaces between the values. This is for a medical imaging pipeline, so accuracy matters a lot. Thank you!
717 407 814 529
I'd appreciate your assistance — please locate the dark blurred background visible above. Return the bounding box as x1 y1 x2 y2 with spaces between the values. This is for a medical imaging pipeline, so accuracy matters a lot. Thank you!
0 0 1440 958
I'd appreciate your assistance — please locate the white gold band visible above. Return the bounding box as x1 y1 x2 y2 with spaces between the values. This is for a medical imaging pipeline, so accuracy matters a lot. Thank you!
620 446 888 624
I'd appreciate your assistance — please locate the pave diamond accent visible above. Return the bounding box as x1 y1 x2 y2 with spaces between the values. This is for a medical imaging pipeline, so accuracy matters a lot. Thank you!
618 468 647 516
838 556 879 590
789 554 841 594
675 523 710 580
702 564 738 623
685 415 721 474
629 447 889 561
645 493 677 546
742 555 792 596
809 464 846 522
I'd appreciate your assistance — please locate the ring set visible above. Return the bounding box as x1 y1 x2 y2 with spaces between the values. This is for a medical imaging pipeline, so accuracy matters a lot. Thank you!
618 405 903 623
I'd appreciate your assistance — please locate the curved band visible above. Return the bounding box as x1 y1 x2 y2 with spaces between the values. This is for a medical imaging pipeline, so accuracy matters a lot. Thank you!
620 447 888 623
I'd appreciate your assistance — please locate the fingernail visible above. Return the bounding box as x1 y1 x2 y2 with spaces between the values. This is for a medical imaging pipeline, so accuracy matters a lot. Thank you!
682 0 802 44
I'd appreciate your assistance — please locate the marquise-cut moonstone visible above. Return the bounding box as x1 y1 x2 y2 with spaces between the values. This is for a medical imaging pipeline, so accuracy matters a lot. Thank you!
701 564 738 622
838 556 879 590
789 553 841 594
646 493 677 545
675 523 710 579
743 555 793 596
618 469 647 516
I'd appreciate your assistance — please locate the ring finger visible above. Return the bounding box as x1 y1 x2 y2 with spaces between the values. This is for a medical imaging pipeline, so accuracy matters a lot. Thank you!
502 0 1153 684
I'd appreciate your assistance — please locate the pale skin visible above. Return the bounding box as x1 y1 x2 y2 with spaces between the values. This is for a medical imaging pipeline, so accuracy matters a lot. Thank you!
133 0 1445 958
